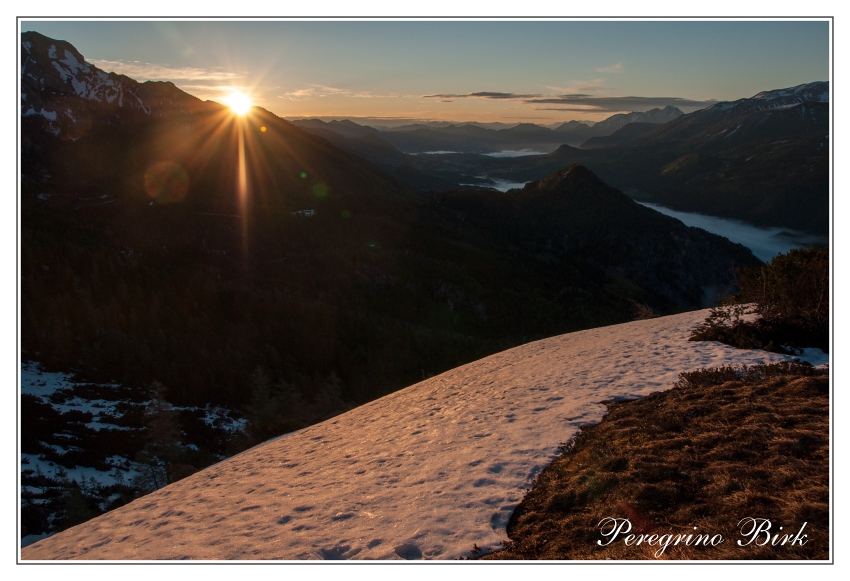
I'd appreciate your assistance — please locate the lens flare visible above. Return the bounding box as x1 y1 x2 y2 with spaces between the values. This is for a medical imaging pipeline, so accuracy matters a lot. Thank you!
225 90 252 115
144 161 189 203
312 183 328 198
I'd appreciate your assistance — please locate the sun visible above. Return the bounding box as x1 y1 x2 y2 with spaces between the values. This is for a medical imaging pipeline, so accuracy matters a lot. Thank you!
224 90 252 115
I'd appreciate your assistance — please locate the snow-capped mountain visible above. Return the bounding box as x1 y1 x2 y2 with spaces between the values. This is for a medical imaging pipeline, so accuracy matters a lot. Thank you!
750 81 828 104
660 82 829 130
21 31 208 136
21 310 821 560
643 81 829 144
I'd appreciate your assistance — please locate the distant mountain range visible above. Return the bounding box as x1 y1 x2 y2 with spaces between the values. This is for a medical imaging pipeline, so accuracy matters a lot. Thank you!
291 105 683 154
498 81 829 235
286 106 689 192
300 82 827 235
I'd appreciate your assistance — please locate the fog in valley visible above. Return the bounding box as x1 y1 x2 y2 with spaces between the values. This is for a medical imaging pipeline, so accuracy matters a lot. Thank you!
638 202 827 262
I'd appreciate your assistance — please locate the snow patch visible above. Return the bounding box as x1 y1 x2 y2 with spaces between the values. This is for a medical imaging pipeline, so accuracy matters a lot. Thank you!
724 123 742 138
21 310 812 560
708 102 733 111
47 45 57 59
20 361 77 398
21 452 143 489
22 533 52 549
51 60 70 82
22 107 57 121
71 77 89 98
59 49 90 76
768 103 802 111
794 348 829 367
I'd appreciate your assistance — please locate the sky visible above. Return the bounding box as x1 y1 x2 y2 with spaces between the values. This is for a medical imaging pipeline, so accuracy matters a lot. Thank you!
20 20 828 124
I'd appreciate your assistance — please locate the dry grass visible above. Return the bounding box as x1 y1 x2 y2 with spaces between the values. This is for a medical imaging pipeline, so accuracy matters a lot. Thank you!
481 363 829 560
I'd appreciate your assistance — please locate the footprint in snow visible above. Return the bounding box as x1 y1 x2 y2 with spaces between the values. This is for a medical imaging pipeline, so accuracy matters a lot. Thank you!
394 543 423 560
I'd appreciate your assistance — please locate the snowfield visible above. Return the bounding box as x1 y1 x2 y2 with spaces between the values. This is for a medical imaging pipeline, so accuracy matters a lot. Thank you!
21 309 823 561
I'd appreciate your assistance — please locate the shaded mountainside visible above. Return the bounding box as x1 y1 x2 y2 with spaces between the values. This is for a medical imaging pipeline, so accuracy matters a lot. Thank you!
21 32 757 422
579 122 662 149
289 120 460 192
433 165 760 310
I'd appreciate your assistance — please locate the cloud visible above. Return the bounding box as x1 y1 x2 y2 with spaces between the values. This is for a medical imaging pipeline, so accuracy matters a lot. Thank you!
179 84 249 92
545 79 607 93
422 92 542 100
418 83 711 114
351 92 414 99
525 95 712 113
422 83 711 114
597 62 624 73
278 85 355 100
89 59 240 82
533 107 609 112
280 85 412 100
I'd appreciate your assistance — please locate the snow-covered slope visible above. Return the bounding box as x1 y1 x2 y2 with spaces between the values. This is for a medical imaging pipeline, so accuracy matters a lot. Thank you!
684 81 828 123
22 310 819 561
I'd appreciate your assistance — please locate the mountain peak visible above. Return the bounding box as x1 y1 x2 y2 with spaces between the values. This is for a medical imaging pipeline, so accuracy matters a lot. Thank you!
526 164 613 197
700 81 829 118
21 32 209 137
504 122 550 132
553 120 591 133
751 81 829 103
587 107 683 138
551 163 600 183
22 30 86 65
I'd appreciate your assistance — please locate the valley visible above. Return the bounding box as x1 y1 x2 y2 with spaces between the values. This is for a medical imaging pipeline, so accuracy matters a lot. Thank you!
290 83 828 237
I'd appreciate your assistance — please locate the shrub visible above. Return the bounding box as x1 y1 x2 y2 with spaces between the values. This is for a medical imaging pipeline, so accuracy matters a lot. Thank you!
689 303 766 349
690 246 828 352
674 361 826 390
737 246 829 333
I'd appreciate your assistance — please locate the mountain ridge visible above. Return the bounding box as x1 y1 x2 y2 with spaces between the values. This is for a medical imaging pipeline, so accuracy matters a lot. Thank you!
293 107 686 154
